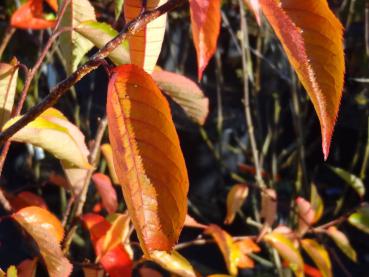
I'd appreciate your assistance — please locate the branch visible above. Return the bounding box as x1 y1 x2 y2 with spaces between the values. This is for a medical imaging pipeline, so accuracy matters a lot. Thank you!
0 0 185 146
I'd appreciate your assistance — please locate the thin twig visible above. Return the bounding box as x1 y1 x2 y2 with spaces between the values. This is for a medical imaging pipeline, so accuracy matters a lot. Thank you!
0 26 16 60
0 0 186 147
239 1 265 189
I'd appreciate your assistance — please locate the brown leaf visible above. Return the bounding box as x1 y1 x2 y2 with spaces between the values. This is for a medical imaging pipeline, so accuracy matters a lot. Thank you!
224 184 249 224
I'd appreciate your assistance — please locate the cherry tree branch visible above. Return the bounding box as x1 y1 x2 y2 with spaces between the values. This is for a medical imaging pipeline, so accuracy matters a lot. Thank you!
0 0 186 146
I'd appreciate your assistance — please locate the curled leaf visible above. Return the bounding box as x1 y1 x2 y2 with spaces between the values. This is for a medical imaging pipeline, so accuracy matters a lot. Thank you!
3 108 90 169
107 64 189 254
152 70 209 125
296 197 315 236
12 207 72 277
224 184 249 224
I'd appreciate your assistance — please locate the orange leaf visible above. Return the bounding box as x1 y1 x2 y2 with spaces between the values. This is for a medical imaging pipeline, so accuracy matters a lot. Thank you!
205 225 243 275
304 264 323 277
12 207 72 277
8 191 47 211
152 70 209 125
11 0 56 30
99 244 132 277
100 213 131 259
184 214 207 229
124 0 167 74
243 0 261 25
189 0 221 80
92 173 118 214
100 144 119 184
259 0 344 159
301 239 332 277
224 184 249 224
235 238 260 269
106 64 189 254
45 0 58 12
296 197 315 236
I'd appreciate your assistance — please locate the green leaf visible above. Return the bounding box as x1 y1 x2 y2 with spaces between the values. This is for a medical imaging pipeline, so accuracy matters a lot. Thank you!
75 20 130 66
310 183 324 224
348 205 369 234
0 60 18 129
115 0 124 19
3 108 90 169
329 166 365 197
59 0 96 74
326 226 357 262
301 239 332 277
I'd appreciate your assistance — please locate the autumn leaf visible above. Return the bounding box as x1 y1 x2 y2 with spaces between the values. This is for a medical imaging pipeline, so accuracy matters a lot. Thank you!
99 213 131 259
326 226 357 262
11 0 56 30
235 238 261 269
59 0 96 74
296 197 315 236
260 0 345 159
106 64 189 254
264 231 304 277
124 0 167 73
17 258 38 277
152 69 209 125
224 184 249 224
101 144 119 184
0 60 18 129
92 173 118 214
301 239 332 277
184 214 207 229
12 207 72 277
8 191 48 211
189 0 221 80
76 21 130 66
99 245 132 277
150 251 197 277
3 108 91 169
205 225 245 275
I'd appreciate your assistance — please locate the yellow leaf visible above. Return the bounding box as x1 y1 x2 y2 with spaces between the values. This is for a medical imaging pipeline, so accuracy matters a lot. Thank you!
264 232 304 277
301 239 332 277
100 143 119 184
3 108 90 169
0 60 18 129
310 184 324 224
124 0 167 73
326 226 357 262
150 250 197 277
12 206 72 277
260 0 345 159
106 64 189 254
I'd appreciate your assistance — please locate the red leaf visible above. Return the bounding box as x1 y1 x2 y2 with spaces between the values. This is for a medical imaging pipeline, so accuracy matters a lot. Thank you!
17 258 38 277
92 173 118 214
8 191 48 211
189 0 221 80
11 0 56 30
99 245 132 277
